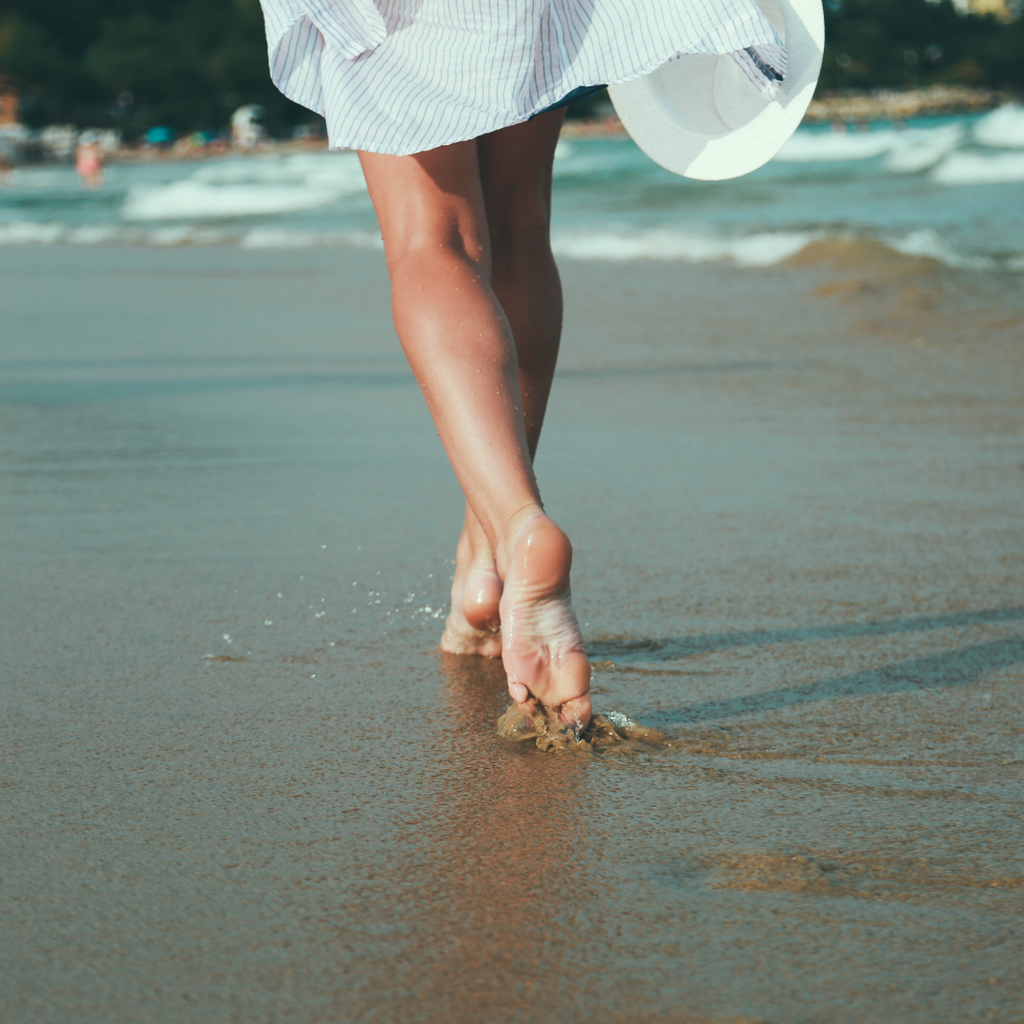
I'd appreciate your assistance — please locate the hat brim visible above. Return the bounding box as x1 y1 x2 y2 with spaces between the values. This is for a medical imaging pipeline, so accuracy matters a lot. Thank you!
608 0 824 180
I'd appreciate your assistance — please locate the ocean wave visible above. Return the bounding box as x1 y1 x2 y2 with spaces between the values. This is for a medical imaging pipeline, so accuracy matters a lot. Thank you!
550 228 815 266
773 124 963 172
973 103 1024 149
0 218 812 265
240 227 383 249
0 221 67 244
0 219 386 250
887 228 995 270
2 218 1019 274
0 220 230 246
932 151 1024 185
122 151 368 221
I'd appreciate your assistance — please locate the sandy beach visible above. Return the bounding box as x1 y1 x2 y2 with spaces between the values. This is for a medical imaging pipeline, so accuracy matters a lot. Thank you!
1 242 1022 1023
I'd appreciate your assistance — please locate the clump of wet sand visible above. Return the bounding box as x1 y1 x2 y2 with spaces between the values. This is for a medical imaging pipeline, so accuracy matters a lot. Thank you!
496 703 670 753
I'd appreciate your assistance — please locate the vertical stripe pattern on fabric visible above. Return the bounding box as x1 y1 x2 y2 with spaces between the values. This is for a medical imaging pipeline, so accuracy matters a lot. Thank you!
258 0 788 154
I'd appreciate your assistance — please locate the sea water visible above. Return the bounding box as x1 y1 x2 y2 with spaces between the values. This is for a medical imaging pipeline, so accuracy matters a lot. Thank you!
2 106 1024 271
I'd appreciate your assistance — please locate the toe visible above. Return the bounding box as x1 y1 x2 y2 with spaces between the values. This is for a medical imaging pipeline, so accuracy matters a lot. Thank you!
508 680 529 703
558 693 592 731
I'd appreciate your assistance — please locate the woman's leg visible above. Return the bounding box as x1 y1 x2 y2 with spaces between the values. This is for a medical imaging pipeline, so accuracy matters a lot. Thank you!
479 109 566 458
442 109 567 654
359 127 590 725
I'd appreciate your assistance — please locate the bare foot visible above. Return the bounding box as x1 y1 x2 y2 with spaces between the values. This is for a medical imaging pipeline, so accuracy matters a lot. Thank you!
440 525 503 657
497 511 592 730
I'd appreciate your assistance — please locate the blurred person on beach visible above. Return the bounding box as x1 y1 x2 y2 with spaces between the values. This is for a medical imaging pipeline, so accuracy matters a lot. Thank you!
257 0 786 730
75 133 104 189
0 150 12 185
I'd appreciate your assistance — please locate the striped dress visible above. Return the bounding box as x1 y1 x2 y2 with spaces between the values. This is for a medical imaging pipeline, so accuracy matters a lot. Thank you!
260 0 787 155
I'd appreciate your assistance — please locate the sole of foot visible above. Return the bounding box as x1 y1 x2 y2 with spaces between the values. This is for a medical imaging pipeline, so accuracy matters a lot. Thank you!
498 513 591 730
439 532 503 658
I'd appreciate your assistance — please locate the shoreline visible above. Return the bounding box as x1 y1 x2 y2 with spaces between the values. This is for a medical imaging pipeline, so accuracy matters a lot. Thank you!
3 85 1012 168
562 84 1009 138
803 83 1009 123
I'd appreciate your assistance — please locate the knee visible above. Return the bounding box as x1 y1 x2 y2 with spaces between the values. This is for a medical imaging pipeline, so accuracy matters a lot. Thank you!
379 197 491 280
384 228 491 289
386 243 492 305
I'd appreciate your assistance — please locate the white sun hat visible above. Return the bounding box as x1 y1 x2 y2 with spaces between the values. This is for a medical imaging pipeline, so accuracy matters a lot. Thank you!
608 0 824 180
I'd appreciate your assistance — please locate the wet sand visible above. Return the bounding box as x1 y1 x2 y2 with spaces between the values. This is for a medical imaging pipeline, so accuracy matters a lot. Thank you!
1 244 1022 1023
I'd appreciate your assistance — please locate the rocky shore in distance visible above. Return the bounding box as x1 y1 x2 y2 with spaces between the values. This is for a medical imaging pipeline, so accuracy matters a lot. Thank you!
803 84 1008 123
560 84 1011 138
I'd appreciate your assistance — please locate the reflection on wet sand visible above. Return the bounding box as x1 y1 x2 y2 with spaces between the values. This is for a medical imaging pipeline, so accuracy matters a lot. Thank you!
406 654 596 1016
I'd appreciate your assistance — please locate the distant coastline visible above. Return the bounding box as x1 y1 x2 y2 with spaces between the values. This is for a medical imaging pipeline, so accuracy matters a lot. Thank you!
803 83 1008 122
2 85 1015 165
561 84 1011 139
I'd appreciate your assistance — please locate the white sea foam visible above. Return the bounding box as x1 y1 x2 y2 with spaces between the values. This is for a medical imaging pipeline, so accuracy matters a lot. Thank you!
973 103 1024 149
0 220 68 244
122 151 368 221
240 227 383 249
0 220 249 246
124 180 343 220
65 224 125 245
1 217 1018 273
932 151 1024 185
0 220 814 265
550 228 815 266
882 125 964 173
774 130 893 162
887 228 995 270
774 124 963 171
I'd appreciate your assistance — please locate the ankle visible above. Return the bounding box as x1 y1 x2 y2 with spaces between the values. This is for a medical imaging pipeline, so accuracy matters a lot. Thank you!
459 533 497 577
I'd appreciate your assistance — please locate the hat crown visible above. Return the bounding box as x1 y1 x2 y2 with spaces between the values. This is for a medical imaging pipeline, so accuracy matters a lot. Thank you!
609 0 824 180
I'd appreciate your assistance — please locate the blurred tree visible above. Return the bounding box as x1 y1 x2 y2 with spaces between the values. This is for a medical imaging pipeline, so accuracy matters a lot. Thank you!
0 0 1021 132
820 0 1024 92
0 0 309 135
